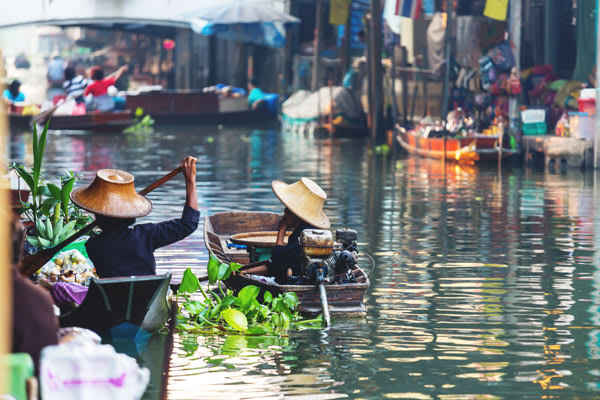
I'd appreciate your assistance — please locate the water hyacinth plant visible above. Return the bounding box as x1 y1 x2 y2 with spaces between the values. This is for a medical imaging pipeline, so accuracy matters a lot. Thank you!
176 256 323 335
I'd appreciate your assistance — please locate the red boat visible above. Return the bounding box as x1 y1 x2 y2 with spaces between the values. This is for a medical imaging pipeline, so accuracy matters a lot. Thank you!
396 125 519 163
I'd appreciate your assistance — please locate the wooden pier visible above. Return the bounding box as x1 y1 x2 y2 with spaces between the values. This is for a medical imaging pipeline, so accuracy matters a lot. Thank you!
522 135 594 169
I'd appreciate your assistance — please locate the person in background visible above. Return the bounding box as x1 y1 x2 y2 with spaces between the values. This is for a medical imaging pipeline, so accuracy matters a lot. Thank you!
242 177 330 284
84 65 128 112
62 66 89 104
10 210 59 374
47 52 65 88
2 80 26 104
247 78 266 110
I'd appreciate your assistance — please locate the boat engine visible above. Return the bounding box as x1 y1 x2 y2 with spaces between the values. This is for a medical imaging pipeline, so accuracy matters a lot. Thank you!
297 228 359 285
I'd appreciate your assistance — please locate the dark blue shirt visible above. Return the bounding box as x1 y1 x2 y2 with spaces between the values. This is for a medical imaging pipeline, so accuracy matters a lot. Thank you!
269 222 314 284
86 206 200 278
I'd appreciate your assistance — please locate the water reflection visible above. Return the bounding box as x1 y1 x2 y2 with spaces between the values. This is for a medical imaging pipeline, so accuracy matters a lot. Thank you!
8 124 600 398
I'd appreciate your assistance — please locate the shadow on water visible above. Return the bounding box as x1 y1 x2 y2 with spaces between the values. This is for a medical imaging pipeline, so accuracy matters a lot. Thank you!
9 123 600 398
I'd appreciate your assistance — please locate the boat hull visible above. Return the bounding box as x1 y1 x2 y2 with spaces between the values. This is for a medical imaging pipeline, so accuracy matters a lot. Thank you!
9 111 135 131
59 273 172 338
204 211 369 316
396 125 518 163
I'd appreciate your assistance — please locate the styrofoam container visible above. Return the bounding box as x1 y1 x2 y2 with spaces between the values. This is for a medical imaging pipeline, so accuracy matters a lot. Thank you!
568 111 595 140
521 109 546 124
580 88 596 100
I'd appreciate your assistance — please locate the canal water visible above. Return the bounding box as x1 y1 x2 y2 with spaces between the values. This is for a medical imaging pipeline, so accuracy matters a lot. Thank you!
8 123 600 399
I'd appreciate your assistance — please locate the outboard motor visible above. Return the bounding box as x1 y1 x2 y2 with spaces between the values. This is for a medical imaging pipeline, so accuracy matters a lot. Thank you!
330 228 359 284
298 229 334 284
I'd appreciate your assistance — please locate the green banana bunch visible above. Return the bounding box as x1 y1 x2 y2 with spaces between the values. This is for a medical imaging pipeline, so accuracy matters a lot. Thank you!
28 217 77 249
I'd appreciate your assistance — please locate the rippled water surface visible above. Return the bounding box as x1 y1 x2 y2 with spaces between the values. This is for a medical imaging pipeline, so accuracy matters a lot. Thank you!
9 122 600 399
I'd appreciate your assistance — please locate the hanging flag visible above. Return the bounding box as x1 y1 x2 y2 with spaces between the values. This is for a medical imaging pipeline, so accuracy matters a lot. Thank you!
329 0 352 25
394 0 422 19
483 0 509 21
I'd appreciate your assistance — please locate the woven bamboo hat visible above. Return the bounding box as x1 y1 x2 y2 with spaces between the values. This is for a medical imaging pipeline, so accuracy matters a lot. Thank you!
271 177 330 229
70 169 152 218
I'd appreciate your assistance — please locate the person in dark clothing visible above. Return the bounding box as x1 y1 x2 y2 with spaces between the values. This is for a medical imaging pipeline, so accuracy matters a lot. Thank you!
50 157 199 305
10 210 59 374
73 156 199 278
242 177 330 284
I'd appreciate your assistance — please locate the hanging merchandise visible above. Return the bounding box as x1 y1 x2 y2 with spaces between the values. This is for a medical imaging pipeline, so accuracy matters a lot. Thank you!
394 0 422 19
423 0 435 15
483 0 509 21
330 0 351 25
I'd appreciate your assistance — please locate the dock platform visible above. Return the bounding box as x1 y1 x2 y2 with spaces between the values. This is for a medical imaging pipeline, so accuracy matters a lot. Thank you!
522 135 593 169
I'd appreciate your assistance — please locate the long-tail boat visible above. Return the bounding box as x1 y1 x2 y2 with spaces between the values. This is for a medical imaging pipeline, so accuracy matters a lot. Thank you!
9 110 135 131
204 211 370 316
396 125 519 163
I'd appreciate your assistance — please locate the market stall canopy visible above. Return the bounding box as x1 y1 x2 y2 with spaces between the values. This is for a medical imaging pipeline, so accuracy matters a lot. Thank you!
182 0 300 48
0 0 205 28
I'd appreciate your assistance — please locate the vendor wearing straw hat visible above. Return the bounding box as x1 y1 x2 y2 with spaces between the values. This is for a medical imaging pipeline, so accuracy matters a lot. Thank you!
243 177 330 284
70 156 199 278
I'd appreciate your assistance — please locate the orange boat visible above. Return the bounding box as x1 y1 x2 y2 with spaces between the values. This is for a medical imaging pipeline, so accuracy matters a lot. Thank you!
396 125 519 163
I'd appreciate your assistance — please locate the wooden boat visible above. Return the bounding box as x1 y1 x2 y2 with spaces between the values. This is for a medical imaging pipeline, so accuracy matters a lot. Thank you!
9 110 135 131
396 125 519 163
204 211 370 316
125 90 274 124
321 121 369 138
59 273 172 338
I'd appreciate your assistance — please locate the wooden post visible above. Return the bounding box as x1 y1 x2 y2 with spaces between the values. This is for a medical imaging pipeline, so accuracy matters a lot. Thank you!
0 49 11 394
369 0 384 145
401 46 409 125
595 0 600 168
441 0 453 121
343 1 353 74
311 0 323 92
508 0 522 140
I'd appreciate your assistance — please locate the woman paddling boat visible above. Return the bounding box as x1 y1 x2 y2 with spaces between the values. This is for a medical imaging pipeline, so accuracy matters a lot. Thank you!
51 156 199 307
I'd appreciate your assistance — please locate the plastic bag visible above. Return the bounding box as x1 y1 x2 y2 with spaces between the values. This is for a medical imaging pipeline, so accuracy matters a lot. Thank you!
40 339 150 400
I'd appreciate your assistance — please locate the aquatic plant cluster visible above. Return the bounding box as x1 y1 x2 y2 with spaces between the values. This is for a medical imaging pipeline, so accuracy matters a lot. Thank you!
176 256 323 335
10 122 92 249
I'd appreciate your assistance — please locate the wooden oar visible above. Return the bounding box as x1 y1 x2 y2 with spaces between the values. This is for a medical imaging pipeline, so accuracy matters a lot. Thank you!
19 166 183 276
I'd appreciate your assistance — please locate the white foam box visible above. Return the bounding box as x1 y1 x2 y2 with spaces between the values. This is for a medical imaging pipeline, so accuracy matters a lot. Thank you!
568 111 595 140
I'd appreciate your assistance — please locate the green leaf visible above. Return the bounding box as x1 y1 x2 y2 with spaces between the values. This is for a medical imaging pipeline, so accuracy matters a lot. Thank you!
38 237 51 248
246 325 270 335
59 220 76 241
46 183 62 200
12 165 34 193
36 219 47 238
61 177 75 215
229 262 243 272
207 255 220 285
221 309 248 332
45 218 53 239
237 285 260 311
40 198 59 216
183 300 204 315
283 292 299 310
217 262 230 281
179 268 200 294
263 291 273 304
26 236 41 248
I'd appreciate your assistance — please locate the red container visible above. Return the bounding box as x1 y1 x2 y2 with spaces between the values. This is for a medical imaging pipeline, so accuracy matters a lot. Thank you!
578 98 596 114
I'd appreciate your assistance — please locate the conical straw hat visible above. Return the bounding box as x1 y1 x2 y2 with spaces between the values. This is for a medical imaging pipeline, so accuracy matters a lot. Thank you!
70 169 152 218
271 177 330 229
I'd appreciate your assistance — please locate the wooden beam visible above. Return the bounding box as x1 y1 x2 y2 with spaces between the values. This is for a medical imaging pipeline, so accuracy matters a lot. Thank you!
368 0 384 145
311 0 323 91
0 49 11 394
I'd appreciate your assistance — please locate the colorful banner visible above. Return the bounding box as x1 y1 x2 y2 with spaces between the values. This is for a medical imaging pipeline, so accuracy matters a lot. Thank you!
329 0 351 26
483 0 509 21
394 0 422 19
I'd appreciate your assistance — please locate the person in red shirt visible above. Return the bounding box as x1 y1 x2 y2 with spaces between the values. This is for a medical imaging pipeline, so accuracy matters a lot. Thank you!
84 65 128 112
